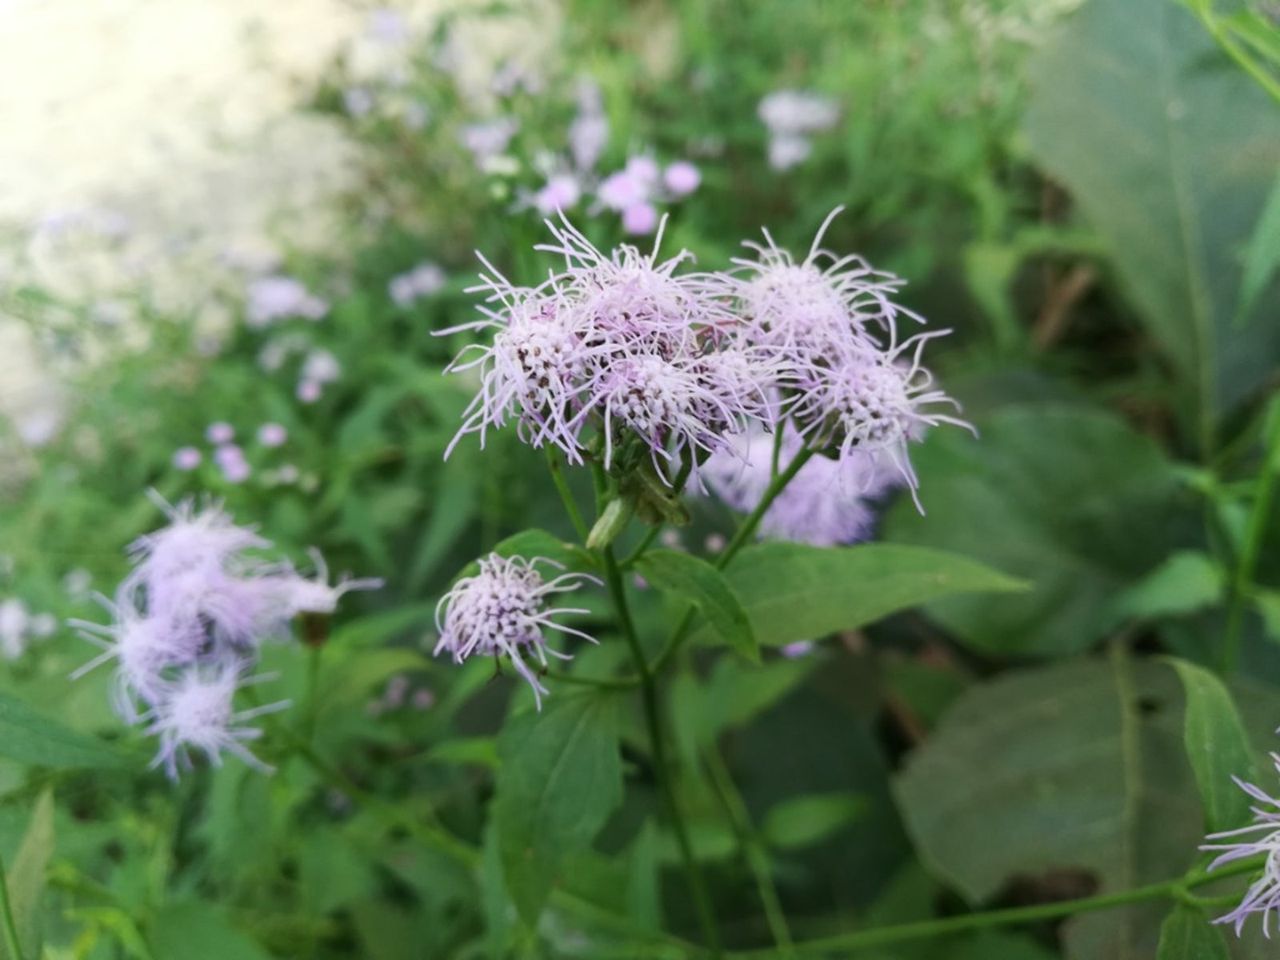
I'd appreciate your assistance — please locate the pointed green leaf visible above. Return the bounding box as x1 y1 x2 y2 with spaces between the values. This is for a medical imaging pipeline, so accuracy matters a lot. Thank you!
636 549 757 661
1166 658 1258 832
697 542 1023 649
2 788 53 960
493 694 623 925
0 691 129 770
1156 903 1229 960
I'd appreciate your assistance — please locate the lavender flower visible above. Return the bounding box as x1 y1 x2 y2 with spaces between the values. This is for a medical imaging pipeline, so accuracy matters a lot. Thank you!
214 444 250 484
206 422 235 445
173 446 202 471
146 661 288 778
389 262 447 306
532 174 583 216
433 554 598 708
461 118 519 163
441 215 767 478
1202 771 1280 936
246 276 328 328
568 79 608 171
703 426 895 546
663 161 701 197
621 202 659 236
731 209 970 509
257 423 288 447
74 495 378 777
758 89 838 171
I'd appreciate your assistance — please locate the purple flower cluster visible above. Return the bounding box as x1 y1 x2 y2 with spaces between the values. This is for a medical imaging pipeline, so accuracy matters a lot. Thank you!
758 89 840 171
433 554 598 708
171 422 293 485
443 215 779 480
71 495 380 778
245 276 328 328
1202 755 1280 936
389 261 447 307
443 210 967 519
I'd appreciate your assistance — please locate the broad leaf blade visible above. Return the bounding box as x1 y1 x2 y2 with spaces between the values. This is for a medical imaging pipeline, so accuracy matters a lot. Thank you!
698 542 1023 649
635 549 757 661
493 694 623 925
0 691 129 770
1025 0 1280 434
885 406 1182 657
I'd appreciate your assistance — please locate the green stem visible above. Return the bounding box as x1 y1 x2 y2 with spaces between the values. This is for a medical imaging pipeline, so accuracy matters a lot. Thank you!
1222 398 1280 672
0 854 25 960
717 447 815 571
546 448 590 542
650 447 816 674
600 546 723 957
703 748 794 956
727 856 1263 958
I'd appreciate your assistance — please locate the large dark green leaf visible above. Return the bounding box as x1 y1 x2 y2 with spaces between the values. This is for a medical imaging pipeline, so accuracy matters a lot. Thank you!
885 406 1182 657
493 694 623 925
1167 658 1258 833
1024 0 1280 437
694 542 1023 649
635 549 757 661
895 654 1197 959
0 690 130 770
895 653 1280 959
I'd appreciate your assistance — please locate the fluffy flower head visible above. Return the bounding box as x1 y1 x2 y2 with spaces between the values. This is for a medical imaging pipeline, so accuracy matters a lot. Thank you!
433 554 598 708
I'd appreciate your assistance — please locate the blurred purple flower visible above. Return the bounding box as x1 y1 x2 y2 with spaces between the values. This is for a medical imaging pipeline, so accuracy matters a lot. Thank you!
206 422 235 444
389 262 447 306
257 423 287 447
621 202 658 235
663 161 701 196
173 446 203 471
246 276 328 328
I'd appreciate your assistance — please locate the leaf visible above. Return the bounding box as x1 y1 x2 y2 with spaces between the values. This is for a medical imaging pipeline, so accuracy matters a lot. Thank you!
1156 903 1229 960
1237 172 1280 323
635 549 757 661
1166 657 1258 832
885 406 1183 657
148 902 273 960
454 529 595 582
0 690 129 770
317 648 429 714
894 655 1201 959
2 789 53 960
1111 551 1225 622
763 792 867 850
405 445 478 592
493 694 623 925
694 542 1023 650
1024 0 1280 433
1257 589 1280 642
423 737 499 770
